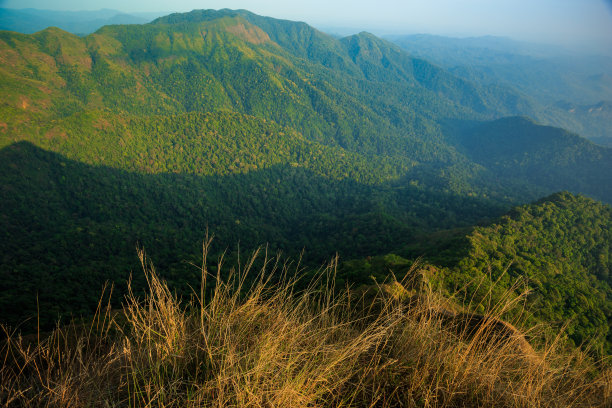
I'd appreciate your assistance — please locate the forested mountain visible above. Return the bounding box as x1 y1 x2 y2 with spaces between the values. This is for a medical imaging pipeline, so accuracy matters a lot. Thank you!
0 120 504 331
450 192 612 354
2 9 609 199
445 117 612 203
0 9 531 158
341 192 612 355
389 34 612 144
555 101 612 147
0 9 610 352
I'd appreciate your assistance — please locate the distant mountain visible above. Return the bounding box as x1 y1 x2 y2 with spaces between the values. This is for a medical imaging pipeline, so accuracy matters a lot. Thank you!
445 117 612 203
388 34 612 142
553 100 612 146
591 137 612 148
386 34 577 63
3 9 607 202
0 10 539 159
0 8 155 34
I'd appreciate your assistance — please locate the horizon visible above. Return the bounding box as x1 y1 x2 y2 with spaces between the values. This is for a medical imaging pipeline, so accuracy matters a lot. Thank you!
1 0 611 53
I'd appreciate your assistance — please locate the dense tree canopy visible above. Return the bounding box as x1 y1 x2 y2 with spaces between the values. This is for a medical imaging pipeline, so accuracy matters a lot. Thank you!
0 10 609 358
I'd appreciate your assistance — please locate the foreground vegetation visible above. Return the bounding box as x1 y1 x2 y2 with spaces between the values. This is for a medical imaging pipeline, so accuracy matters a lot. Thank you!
1 242 609 407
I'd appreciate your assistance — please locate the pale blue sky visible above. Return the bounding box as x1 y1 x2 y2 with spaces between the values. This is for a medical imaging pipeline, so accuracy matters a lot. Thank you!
2 0 612 50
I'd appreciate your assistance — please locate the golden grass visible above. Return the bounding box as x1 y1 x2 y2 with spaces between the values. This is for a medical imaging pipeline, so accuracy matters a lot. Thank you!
1 239 609 407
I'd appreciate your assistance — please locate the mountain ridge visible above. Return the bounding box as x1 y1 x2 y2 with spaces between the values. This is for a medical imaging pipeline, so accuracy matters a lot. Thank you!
1 9 610 205
0 9 610 360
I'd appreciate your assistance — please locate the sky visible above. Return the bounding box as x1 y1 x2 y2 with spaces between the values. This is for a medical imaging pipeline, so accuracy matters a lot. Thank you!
1 0 612 51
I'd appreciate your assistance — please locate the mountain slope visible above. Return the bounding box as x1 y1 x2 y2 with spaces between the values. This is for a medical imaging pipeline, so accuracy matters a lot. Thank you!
1 10 611 342
2 9 610 203
342 192 612 354
0 132 505 331
389 34 612 142
0 9 541 158
454 192 612 354
446 117 612 203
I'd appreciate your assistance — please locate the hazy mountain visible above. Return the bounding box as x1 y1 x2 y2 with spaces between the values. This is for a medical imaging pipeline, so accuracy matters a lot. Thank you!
0 8 154 34
389 34 612 142
553 100 612 147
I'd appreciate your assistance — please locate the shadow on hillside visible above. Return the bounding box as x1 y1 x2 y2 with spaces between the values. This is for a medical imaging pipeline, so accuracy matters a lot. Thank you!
441 117 612 204
0 141 507 332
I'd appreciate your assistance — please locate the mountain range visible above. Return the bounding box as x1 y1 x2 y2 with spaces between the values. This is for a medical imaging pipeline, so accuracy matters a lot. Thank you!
0 8 162 35
0 9 610 355
389 34 612 145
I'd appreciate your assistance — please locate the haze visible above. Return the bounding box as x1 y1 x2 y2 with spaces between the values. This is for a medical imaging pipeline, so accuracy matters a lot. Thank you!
1 0 612 51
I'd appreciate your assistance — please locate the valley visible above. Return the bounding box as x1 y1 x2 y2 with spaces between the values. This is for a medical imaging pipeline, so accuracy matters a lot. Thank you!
0 8 610 406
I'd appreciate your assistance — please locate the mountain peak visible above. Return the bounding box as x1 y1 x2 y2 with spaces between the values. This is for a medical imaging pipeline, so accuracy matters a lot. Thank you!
152 9 255 26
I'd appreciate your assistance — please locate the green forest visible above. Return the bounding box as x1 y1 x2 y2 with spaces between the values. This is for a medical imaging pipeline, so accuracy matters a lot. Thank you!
0 9 610 363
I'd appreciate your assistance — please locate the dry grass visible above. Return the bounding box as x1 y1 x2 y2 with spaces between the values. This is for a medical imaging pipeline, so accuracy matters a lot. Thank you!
1 239 609 407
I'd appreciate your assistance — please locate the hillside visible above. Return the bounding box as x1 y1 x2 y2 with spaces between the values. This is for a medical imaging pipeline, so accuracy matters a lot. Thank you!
555 100 612 147
2 9 610 190
0 8 611 351
340 192 611 355
400 192 611 354
0 10 529 158
2 247 608 407
445 117 612 203
454 192 611 352
0 134 502 331
389 34 612 142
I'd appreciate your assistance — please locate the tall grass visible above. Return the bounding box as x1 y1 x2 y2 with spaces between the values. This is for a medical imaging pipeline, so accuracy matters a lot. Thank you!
1 240 609 407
